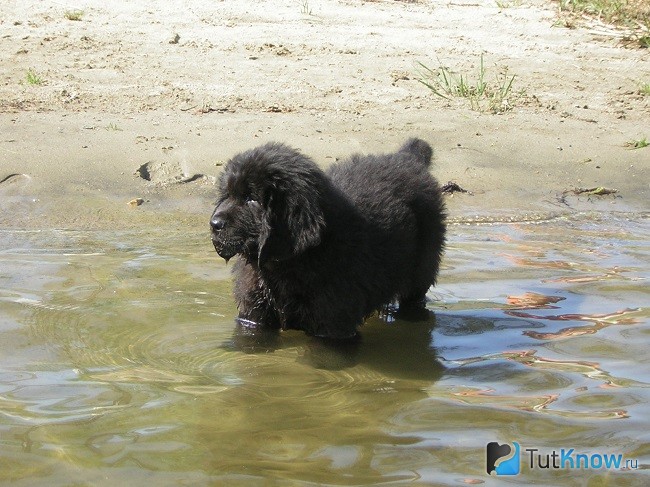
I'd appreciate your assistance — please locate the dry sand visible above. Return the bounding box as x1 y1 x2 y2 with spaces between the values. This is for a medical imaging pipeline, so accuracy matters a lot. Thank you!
1 0 648 230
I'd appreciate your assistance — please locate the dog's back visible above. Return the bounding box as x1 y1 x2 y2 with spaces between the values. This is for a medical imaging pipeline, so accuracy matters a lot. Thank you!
327 138 442 226
327 138 446 307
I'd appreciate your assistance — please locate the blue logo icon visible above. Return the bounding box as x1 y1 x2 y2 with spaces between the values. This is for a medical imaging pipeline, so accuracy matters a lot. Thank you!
487 441 520 476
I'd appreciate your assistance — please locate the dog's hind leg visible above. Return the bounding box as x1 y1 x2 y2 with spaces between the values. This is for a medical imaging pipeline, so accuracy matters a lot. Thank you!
399 289 428 309
400 183 446 312
400 241 443 309
397 257 439 321
399 231 444 311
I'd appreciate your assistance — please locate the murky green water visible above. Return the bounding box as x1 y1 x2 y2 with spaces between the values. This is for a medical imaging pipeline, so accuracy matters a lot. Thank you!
0 213 648 486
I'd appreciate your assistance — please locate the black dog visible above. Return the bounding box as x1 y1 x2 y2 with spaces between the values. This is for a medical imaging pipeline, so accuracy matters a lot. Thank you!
210 138 446 339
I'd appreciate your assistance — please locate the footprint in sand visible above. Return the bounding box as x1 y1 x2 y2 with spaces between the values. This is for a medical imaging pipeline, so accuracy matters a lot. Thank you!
135 160 215 185
0 173 32 195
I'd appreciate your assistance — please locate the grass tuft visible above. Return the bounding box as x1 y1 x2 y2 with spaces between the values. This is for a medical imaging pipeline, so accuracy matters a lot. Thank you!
626 137 649 149
298 0 312 15
495 0 522 8
556 0 650 47
64 10 84 21
415 54 517 113
26 69 43 85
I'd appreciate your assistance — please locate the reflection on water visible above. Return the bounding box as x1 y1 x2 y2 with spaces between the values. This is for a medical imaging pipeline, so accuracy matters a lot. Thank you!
0 213 648 485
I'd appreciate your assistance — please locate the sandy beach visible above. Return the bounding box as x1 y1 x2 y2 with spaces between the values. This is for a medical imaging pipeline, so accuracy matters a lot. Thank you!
1 0 648 229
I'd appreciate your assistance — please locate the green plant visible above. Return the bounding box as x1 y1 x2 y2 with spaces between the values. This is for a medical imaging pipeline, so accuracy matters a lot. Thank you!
556 0 650 47
65 10 84 21
640 82 650 95
558 0 625 19
105 122 122 131
298 0 312 15
638 35 650 48
626 137 649 149
495 0 522 8
26 69 43 85
416 54 517 113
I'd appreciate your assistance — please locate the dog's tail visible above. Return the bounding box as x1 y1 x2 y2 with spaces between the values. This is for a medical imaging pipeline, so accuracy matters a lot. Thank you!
399 138 433 167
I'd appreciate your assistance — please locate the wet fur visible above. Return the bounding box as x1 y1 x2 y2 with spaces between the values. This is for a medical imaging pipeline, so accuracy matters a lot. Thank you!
210 138 446 339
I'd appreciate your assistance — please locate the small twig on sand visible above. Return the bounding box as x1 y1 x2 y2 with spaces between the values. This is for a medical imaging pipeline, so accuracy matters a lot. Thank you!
571 186 618 196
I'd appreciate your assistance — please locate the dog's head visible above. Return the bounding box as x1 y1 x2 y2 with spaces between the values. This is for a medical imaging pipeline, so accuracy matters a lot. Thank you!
210 143 326 266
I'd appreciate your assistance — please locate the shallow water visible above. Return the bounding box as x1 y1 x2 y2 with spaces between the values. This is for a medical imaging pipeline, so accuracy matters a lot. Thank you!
0 213 648 486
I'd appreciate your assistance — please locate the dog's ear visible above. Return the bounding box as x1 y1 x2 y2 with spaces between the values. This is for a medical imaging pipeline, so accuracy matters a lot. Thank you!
258 189 324 266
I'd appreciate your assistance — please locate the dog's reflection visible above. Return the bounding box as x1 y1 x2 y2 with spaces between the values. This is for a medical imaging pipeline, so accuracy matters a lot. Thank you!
225 308 444 381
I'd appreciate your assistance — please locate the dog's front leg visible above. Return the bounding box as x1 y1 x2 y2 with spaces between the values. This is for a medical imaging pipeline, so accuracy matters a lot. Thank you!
232 260 282 329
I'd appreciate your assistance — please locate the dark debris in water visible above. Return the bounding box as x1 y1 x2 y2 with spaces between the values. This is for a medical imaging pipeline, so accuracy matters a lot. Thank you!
441 181 472 195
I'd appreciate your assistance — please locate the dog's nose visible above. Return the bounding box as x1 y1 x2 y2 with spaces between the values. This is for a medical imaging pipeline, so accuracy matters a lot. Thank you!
210 215 226 231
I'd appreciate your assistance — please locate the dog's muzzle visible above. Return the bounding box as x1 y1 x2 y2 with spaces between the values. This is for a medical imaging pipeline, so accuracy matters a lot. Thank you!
211 234 238 261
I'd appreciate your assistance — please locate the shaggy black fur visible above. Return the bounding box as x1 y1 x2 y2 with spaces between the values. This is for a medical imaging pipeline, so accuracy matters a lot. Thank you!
210 138 446 339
